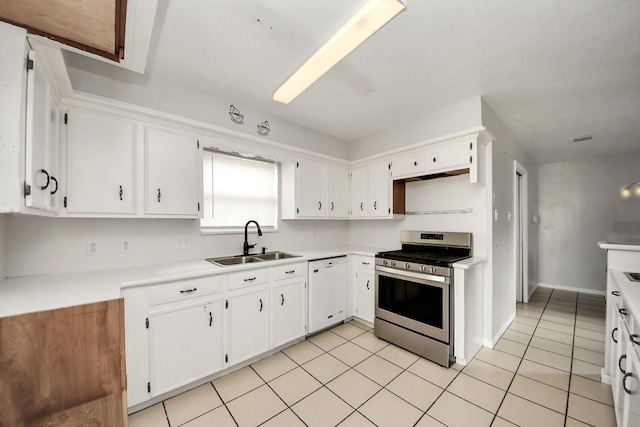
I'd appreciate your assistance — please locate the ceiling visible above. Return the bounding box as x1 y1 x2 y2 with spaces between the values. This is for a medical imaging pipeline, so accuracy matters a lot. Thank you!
68 0 640 164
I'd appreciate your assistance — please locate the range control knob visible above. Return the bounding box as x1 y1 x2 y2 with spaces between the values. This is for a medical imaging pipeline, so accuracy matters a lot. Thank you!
391 261 396 267
420 265 427 272
404 263 411 269
430 267 437 273
383 260 388 266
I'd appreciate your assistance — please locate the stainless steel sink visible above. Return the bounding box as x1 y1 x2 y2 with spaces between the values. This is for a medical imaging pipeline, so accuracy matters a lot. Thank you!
206 251 301 267
625 272 640 282
206 255 263 266
254 251 301 261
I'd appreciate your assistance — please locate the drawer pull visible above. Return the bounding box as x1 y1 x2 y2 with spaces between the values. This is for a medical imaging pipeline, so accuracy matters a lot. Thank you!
612 327 619 344
362 261 370 265
619 308 629 316
244 277 257 282
623 372 634 395
179 288 197 294
631 334 640 346
619 354 627 374
209 311 213 327
612 291 621 296
285 270 295 274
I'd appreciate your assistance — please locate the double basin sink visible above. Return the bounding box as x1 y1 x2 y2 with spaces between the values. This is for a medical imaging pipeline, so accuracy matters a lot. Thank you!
206 251 301 267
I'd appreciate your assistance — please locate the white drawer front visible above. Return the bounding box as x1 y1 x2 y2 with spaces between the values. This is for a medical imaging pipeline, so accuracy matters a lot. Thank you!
228 268 269 291
149 275 222 306
271 262 306 281
354 255 374 271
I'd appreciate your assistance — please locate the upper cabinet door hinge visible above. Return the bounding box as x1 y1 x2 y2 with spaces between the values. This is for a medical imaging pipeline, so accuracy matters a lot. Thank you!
225 300 228 309
26 57 34 70
63 196 67 208
296 162 299 168
147 382 151 393
470 142 473 150
225 354 228 363
24 182 31 197
388 162 391 170
197 202 200 211
197 140 200 149
64 113 68 125
470 156 473 164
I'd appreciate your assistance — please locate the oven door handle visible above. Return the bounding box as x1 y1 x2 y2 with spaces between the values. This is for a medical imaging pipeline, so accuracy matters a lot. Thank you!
375 266 449 284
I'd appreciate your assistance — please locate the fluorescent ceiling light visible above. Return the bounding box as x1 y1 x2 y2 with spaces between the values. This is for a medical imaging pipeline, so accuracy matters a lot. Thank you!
273 0 406 104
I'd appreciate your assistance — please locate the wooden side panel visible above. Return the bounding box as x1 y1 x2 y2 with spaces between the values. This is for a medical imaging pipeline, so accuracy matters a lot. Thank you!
0 299 127 427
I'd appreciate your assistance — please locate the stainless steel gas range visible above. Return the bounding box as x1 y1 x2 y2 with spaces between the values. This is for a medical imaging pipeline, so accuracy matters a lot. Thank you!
374 230 472 367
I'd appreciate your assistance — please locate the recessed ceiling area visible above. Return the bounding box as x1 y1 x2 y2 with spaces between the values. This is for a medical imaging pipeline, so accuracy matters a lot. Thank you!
63 0 640 164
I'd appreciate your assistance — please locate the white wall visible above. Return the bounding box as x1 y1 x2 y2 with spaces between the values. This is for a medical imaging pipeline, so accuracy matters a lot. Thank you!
5 215 348 277
348 97 483 160
0 215 7 280
63 54 350 160
538 153 640 293
482 99 538 343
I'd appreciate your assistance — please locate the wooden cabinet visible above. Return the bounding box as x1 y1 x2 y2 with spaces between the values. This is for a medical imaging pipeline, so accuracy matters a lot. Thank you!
352 256 375 324
149 301 223 396
0 299 127 426
349 161 392 218
65 108 136 214
24 49 60 213
144 127 202 216
226 287 270 366
326 165 349 218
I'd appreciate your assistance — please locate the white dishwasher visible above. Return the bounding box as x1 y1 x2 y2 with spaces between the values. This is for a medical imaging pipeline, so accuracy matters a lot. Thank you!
308 256 348 334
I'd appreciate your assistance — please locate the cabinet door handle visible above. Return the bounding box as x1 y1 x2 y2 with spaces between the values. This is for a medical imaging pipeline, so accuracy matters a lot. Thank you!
612 291 621 296
413 161 417 166
623 372 634 395
285 270 295 274
366 280 370 290
38 169 50 190
281 294 285 306
631 334 640 346
259 299 263 312
374 201 377 210
157 188 161 202
619 354 627 374
318 201 322 210
362 261 370 265
209 311 213 327
244 277 256 282
331 202 334 211
50 177 58 195
619 308 629 316
612 327 619 344
360 202 364 211
433 157 437 162
179 288 197 294
119 185 123 201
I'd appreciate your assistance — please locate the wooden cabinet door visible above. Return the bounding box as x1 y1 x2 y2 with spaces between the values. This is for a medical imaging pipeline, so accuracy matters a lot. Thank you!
326 165 349 218
149 301 223 396
145 127 201 216
349 165 368 218
296 160 325 217
368 161 390 217
0 299 126 427
272 279 306 348
66 108 136 214
227 288 270 366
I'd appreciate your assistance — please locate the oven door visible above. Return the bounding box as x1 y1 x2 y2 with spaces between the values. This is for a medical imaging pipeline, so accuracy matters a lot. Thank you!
375 265 450 343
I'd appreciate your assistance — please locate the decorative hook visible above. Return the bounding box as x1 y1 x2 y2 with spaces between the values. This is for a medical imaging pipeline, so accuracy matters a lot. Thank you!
229 105 244 125
257 120 271 137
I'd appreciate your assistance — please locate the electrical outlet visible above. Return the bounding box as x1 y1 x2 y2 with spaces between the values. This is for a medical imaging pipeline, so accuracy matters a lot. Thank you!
175 236 192 250
121 240 131 253
87 240 99 255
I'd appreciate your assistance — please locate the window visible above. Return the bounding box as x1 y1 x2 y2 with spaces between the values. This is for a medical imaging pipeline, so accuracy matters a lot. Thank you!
201 149 278 232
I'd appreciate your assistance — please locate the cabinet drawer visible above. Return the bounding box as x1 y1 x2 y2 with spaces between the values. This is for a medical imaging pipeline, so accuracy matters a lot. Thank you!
391 153 425 179
149 275 222 306
353 255 374 271
271 262 306 281
228 268 269 291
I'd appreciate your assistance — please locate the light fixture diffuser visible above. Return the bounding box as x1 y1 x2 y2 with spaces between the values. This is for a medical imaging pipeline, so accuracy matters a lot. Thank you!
273 0 406 104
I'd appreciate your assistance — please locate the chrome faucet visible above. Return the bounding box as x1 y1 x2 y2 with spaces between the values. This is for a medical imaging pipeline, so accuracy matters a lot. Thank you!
243 220 263 255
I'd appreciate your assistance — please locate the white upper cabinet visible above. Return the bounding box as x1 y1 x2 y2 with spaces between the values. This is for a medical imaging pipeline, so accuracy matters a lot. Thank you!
296 159 326 218
426 140 472 174
326 165 349 218
391 152 425 180
65 108 136 214
144 127 202 216
350 161 392 218
24 50 60 212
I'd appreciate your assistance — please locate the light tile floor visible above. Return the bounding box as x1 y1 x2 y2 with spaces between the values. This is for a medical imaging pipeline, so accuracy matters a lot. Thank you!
129 287 616 427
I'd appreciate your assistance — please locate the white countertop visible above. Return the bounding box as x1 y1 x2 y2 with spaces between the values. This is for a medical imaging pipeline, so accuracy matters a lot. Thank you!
612 270 640 319
0 246 387 318
452 256 488 270
598 241 640 251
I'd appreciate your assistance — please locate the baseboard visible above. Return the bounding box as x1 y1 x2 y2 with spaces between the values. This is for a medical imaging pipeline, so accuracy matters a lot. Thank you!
483 311 516 349
527 282 539 300
537 282 606 296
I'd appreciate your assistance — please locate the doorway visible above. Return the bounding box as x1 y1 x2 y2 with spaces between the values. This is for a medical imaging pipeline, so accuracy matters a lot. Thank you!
515 162 528 303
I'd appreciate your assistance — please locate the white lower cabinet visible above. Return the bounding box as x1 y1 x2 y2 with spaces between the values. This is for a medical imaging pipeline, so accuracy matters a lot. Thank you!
226 287 270 366
353 256 375 324
272 279 306 348
623 341 640 426
149 300 223 396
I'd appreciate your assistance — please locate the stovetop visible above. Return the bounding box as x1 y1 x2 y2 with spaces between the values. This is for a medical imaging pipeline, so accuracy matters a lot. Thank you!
376 244 471 267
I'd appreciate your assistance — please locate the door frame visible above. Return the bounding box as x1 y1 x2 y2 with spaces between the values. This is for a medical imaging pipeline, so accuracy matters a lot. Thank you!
514 161 529 303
